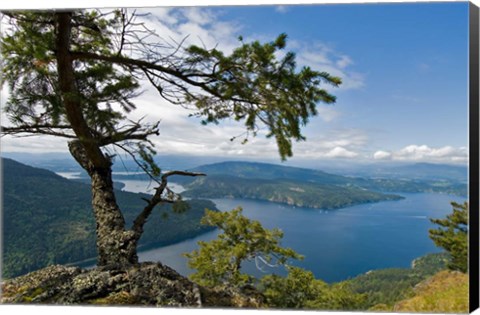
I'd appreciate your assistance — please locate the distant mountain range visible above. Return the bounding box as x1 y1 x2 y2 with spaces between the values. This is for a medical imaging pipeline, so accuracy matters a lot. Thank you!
2 158 217 278
2 152 468 182
329 162 468 182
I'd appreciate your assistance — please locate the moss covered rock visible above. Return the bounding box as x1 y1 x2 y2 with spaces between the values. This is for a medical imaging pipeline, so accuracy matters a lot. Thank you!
1 263 263 308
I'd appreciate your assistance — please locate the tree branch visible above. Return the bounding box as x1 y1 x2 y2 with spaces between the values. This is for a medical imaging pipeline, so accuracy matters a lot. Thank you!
161 170 206 181
1 124 75 138
98 122 159 147
113 142 160 185
70 51 235 102
130 169 205 240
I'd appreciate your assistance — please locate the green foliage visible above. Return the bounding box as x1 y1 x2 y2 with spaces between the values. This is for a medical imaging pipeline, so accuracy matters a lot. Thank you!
136 142 161 177
1 11 139 130
411 252 451 276
185 207 302 287
260 266 318 308
343 253 450 309
305 282 367 310
260 266 365 310
429 201 468 272
344 268 423 309
185 33 341 160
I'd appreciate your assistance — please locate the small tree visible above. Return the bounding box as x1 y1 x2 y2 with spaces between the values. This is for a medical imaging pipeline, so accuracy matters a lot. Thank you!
429 201 468 273
260 266 318 308
185 207 302 287
1 10 340 268
260 266 365 310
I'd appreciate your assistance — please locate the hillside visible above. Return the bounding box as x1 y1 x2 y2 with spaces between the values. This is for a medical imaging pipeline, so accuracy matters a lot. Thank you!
181 174 404 209
343 253 450 309
2 158 217 278
182 161 350 183
174 161 466 208
393 270 468 313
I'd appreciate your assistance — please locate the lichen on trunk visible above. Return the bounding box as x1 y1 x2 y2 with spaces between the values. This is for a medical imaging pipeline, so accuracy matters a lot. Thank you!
68 140 139 267
90 169 138 267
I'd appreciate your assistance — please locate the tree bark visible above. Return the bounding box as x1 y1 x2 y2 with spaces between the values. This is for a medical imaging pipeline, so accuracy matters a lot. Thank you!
68 141 139 267
90 166 139 267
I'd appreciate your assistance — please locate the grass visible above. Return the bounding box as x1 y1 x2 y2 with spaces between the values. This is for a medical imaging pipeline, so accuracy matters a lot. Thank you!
394 270 468 313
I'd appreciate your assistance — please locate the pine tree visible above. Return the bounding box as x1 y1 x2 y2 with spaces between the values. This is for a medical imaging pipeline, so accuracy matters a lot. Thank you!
1 10 340 268
185 207 302 287
429 201 468 273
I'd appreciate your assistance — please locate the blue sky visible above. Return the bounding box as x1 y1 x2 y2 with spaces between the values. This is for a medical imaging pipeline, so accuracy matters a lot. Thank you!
217 3 470 162
0 2 471 164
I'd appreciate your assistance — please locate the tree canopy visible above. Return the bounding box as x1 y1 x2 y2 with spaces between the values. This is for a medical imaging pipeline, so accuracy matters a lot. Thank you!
261 266 365 310
429 201 468 273
185 207 302 287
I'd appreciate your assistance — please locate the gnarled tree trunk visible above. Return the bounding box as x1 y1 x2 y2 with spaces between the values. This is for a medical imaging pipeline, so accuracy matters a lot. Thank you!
90 168 138 267
69 141 139 267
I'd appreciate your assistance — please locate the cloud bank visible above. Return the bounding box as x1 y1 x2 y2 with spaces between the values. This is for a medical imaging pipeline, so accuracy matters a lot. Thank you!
373 145 468 164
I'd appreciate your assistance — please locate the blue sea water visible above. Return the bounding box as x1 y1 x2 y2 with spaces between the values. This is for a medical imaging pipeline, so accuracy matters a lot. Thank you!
137 192 465 283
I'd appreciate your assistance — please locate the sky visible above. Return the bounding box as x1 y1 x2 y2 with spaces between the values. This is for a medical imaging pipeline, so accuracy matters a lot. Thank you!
0 1 472 165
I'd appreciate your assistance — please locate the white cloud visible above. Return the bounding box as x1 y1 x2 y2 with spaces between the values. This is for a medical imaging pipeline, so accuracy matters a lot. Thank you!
1 135 70 153
324 146 358 158
182 7 215 26
294 42 365 90
398 145 452 159
373 150 392 160
374 145 468 164
336 55 353 69
134 7 242 55
286 128 366 160
141 118 368 160
316 106 340 122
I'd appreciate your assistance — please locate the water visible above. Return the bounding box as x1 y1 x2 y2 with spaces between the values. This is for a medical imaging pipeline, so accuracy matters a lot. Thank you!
138 193 465 283
56 171 81 179
55 173 185 194
118 180 185 194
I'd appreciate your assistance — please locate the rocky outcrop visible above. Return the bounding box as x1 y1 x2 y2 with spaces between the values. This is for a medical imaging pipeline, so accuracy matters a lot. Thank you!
1 263 264 308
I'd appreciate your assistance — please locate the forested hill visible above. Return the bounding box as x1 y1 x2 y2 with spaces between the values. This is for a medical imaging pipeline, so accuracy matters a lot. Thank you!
184 161 350 184
2 158 217 278
181 175 404 210
175 161 467 197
